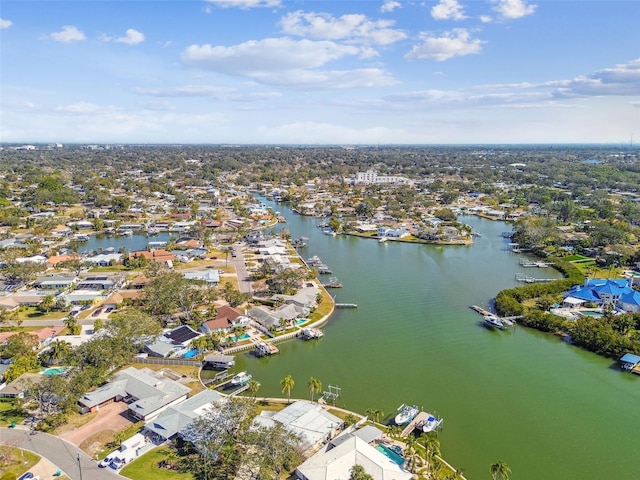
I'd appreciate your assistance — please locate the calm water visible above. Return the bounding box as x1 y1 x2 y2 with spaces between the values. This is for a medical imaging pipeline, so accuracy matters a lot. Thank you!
235 197 640 480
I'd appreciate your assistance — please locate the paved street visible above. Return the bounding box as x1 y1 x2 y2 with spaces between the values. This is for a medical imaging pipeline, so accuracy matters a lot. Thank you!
1 427 121 480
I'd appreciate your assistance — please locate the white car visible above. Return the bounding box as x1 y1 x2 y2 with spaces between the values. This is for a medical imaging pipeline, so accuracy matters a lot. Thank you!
98 453 117 468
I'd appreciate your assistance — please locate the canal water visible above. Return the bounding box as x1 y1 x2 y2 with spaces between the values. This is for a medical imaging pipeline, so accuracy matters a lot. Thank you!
235 197 640 480
79 232 175 253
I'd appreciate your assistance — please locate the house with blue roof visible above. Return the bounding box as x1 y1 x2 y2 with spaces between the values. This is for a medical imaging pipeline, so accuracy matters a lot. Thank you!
563 278 640 313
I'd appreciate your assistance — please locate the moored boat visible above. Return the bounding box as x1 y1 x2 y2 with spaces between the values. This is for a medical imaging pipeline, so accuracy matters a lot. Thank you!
395 404 419 425
230 371 252 386
483 314 505 329
422 414 443 433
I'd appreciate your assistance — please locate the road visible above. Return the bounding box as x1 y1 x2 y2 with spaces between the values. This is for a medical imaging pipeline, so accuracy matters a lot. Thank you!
229 243 252 294
0 427 121 480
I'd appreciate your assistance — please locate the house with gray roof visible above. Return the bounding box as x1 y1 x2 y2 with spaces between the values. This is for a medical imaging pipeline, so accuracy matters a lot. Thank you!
78 366 190 421
256 400 343 452
144 389 223 441
144 325 202 358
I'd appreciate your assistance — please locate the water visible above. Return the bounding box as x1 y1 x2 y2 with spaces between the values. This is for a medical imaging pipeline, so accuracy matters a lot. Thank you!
42 367 66 375
375 444 405 465
234 196 640 480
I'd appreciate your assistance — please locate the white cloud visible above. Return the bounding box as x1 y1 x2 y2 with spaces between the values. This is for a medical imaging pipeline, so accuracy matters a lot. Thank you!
115 28 145 45
0 18 13 29
492 0 537 20
479 15 493 23
380 1 401 13
183 37 364 73
250 68 398 89
279 11 406 45
131 84 283 101
50 25 86 43
431 0 467 21
554 59 640 97
204 0 282 9
405 29 484 61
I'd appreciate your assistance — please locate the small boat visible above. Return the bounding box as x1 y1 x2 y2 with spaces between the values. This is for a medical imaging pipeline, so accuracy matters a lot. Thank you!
230 371 252 386
119 229 133 236
422 414 443 433
483 315 505 329
394 404 419 425
378 236 388 243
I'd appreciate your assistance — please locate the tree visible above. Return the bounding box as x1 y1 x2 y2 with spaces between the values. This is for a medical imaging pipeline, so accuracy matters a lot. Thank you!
365 407 383 424
63 315 80 335
490 460 512 480
281 374 295 404
420 433 441 477
38 294 56 313
307 377 322 402
246 379 261 399
41 339 71 365
350 465 374 480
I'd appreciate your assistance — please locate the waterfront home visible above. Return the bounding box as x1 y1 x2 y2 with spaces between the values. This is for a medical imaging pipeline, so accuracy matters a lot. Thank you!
256 400 343 451
377 227 410 239
45 254 79 268
563 278 640 313
200 305 248 334
272 286 320 310
143 389 224 442
144 325 202 358
78 366 190 420
295 427 412 480
202 354 235 370
248 304 308 330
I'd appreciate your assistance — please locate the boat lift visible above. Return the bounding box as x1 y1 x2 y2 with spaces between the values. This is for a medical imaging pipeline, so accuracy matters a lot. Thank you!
321 385 341 406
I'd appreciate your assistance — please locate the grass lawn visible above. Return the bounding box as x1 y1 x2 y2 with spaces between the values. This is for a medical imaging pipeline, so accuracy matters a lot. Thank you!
0 399 27 427
120 446 194 480
17 307 67 322
0 448 39 480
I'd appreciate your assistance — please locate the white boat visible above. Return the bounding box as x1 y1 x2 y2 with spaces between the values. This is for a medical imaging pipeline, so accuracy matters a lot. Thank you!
483 315 505 329
378 236 388 243
230 371 252 386
301 328 324 340
395 404 419 425
119 229 133 236
422 414 443 433
255 342 279 356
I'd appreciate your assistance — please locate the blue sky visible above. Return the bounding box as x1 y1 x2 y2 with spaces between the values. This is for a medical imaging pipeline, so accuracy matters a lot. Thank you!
1 0 639 144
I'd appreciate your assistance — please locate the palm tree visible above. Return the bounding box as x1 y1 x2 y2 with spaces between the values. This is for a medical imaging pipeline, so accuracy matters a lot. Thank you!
39 294 55 313
281 374 295 403
404 434 418 473
387 425 402 439
42 339 71 365
490 460 512 480
365 407 383 425
419 433 441 477
307 377 322 402
63 315 79 335
246 379 261 399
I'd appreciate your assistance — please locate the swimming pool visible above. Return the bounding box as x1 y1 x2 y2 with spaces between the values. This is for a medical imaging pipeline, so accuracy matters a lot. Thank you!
580 310 603 319
42 367 66 376
375 444 405 465
183 349 198 358
230 333 251 342
296 318 307 325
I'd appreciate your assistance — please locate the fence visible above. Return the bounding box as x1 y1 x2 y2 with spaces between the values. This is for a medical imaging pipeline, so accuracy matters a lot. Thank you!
133 356 202 367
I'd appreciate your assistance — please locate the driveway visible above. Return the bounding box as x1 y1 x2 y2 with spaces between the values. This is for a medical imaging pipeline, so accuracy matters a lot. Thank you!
1 427 121 480
60 401 133 448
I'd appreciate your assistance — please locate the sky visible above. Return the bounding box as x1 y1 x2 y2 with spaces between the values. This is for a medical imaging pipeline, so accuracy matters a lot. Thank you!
1 0 639 145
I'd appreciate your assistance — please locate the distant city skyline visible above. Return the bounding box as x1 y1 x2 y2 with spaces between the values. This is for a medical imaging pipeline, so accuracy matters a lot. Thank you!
1 0 639 145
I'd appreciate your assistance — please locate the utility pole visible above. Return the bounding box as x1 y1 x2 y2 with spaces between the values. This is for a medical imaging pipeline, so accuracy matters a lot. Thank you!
77 452 84 480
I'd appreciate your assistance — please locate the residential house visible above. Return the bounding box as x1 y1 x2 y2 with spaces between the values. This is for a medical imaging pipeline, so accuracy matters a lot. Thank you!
144 389 224 442
129 249 174 266
145 325 202 358
256 400 343 452
183 269 220 285
33 275 77 290
295 428 412 480
563 278 640 313
78 366 191 420
200 305 249 334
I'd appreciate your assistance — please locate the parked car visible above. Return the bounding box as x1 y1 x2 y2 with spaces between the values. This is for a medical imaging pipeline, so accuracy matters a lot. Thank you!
99 453 117 468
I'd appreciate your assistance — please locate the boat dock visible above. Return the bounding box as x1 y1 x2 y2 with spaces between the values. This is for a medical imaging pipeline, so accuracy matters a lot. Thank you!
470 305 493 316
322 277 343 288
519 259 554 268
335 303 357 309
515 273 556 283
255 342 279 357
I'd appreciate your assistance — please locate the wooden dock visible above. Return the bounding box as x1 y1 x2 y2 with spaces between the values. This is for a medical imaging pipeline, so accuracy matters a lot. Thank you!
335 303 357 309
515 273 555 283
470 305 493 316
401 411 429 437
